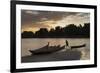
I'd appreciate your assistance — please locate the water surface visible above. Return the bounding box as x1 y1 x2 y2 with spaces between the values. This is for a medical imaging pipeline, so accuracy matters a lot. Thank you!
21 38 90 60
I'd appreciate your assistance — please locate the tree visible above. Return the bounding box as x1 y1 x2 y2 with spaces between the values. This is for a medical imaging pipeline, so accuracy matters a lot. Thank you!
35 28 48 37
22 23 90 38
22 31 34 38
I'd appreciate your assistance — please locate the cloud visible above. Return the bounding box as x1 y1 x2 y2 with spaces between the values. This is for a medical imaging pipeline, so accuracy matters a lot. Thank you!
25 10 40 15
76 13 90 17
21 10 90 32
54 12 90 27
21 10 78 25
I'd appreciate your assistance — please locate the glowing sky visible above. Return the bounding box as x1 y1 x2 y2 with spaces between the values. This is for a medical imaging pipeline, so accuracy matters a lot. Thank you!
21 10 90 32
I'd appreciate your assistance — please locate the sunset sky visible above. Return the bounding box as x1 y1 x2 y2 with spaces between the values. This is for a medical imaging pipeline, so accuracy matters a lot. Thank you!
21 10 90 33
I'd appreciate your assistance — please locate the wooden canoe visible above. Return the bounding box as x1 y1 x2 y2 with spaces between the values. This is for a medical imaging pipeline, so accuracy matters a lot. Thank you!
29 45 65 55
71 44 86 49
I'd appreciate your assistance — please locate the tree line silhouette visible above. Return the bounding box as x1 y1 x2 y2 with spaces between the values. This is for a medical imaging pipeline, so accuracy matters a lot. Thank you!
22 23 90 38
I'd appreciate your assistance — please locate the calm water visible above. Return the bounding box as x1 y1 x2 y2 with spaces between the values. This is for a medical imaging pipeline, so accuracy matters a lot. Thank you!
21 38 90 60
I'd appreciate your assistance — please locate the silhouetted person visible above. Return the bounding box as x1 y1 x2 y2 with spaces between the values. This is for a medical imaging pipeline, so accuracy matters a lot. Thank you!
65 40 71 50
66 40 69 46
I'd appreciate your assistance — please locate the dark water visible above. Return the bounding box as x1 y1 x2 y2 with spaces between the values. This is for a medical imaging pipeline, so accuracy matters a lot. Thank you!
21 38 90 60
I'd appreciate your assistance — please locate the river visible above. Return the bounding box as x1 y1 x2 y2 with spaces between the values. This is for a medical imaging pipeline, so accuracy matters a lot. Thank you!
21 38 90 60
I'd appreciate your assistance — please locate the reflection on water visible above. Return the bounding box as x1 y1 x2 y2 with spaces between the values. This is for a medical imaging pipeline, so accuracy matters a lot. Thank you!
21 38 90 60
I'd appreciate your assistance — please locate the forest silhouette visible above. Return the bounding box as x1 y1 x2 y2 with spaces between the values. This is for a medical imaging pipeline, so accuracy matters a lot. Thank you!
22 23 90 38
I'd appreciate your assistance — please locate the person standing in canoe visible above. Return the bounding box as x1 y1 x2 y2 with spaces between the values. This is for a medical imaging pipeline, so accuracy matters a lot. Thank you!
66 40 69 46
65 40 71 50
